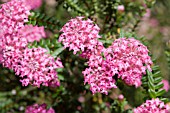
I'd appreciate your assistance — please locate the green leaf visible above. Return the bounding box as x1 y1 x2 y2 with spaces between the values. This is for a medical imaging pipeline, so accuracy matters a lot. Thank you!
154 77 162 84
58 74 64 81
148 81 155 90
27 12 62 31
156 89 166 97
152 71 161 78
160 98 169 103
154 83 164 90
142 76 147 81
142 66 167 100
51 47 64 58
148 89 156 98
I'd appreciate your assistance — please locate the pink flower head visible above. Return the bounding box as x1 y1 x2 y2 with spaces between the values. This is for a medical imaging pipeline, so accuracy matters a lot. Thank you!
25 0 42 10
117 5 125 12
0 35 27 68
59 16 101 54
83 54 117 95
133 98 170 113
104 38 152 87
25 103 55 113
15 47 63 87
118 94 124 100
0 0 30 37
162 79 170 92
1 25 45 52
18 25 46 43
0 0 30 22
0 0 31 50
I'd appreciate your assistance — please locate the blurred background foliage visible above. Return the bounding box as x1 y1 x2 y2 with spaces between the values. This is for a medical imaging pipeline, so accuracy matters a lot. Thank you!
0 0 170 113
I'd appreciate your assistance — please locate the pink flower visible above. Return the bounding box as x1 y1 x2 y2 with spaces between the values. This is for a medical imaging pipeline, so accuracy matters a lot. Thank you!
78 96 85 103
59 16 101 54
0 0 30 22
117 5 125 12
25 0 42 10
0 0 31 50
18 25 46 43
133 98 170 113
104 38 152 87
1 25 46 52
83 54 117 95
162 79 170 92
0 0 63 89
14 47 63 87
25 103 55 113
118 94 124 100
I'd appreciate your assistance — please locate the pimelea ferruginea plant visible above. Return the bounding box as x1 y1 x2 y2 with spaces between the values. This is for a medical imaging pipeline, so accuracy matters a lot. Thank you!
0 0 170 113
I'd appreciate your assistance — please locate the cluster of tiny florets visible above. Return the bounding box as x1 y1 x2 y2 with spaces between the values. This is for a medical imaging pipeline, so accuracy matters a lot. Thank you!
0 0 63 88
16 47 63 87
25 0 42 10
82 42 118 95
18 25 46 43
133 98 170 113
104 38 152 87
59 17 116 94
60 17 153 94
0 0 30 32
2 47 63 87
25 103 55 113
82 37 152 94
0 0 30 49
83 54 117 95
59 16 101 54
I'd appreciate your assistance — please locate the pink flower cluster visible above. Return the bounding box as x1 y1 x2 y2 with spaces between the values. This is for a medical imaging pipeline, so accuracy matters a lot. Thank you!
83 54 117 95
83 38 152 94
1 0 42 9
0 0 31 63
0 0 63 87
133 98 170 113
0 0 30 36
25 103 55 113
104 38 152 87
162 79 170 92
59 17 152 94
18 25 46 43
59 16 101 54
25 0 42 10
59 16 117 94
15 48 62 87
